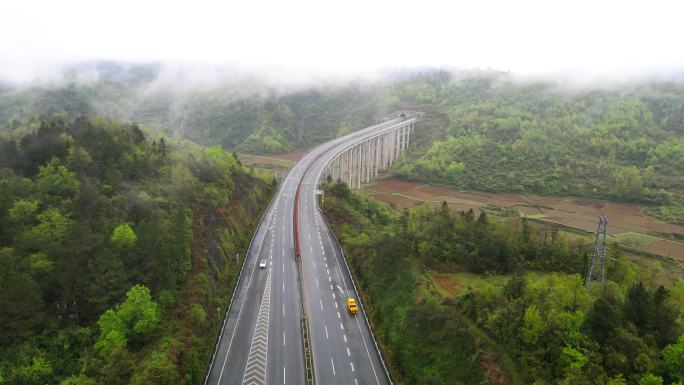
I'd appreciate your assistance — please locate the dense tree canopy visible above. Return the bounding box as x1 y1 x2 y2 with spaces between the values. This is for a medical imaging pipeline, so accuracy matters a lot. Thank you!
0 115 271 384
324 182 684 385
395 77 684 223
2 65 684 384
3 65 682 220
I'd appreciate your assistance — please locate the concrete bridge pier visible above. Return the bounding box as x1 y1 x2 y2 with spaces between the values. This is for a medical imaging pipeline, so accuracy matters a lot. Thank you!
324 118 416 189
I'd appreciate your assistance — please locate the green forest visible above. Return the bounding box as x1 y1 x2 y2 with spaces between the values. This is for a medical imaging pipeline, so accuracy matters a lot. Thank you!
392 76 684 223
0 115 273 384
0 62 393 153
3 65 682 222
2 64 684 385
323 181 684 385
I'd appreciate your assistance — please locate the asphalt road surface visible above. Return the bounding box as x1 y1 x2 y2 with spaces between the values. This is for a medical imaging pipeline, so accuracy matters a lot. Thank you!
205 118 409 385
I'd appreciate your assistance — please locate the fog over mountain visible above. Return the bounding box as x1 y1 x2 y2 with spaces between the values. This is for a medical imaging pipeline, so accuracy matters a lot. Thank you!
2 0 683 86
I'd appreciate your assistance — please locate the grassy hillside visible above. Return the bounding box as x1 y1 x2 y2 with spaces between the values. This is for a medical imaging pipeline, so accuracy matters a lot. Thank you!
393 75 684 224
0 115 273 384
4 64 684 385
0 62 397 153
322 181 684 385
4 65 682 224
6 64 682 221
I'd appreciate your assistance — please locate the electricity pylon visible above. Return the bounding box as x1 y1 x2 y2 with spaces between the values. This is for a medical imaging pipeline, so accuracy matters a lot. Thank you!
585 214 608 287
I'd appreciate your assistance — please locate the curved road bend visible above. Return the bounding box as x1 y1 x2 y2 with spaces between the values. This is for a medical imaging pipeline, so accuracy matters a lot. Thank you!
297 121 413 385
205 118 405 385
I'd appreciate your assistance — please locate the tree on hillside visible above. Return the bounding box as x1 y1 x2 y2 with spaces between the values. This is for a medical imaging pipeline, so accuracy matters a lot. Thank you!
624 282 653 334
95 284 159 355
0 248 44 342
662 334 684 383
613 166 644 201
110 223 137 249
36 158 79 197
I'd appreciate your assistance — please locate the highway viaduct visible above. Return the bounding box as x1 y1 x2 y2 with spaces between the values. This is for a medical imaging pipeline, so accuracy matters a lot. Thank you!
204 114 417 385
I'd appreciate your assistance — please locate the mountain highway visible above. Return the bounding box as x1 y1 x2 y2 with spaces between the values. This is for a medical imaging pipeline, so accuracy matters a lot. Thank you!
205 118 408 385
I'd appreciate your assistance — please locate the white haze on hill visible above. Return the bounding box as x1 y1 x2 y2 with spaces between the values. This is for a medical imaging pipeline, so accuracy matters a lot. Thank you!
1 0 683 85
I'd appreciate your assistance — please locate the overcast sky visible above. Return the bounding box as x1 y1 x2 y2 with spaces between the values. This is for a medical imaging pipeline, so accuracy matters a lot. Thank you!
1 0 683 82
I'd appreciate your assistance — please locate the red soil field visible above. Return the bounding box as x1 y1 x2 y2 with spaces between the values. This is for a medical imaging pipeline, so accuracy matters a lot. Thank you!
364 178 684 261
647 240 684 263
269 148 309 163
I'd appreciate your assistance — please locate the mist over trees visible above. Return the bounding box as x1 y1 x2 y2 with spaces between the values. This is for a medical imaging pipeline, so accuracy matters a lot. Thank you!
0 62 396 153
3 63 683 225
1 61 684 385
396 79 684 222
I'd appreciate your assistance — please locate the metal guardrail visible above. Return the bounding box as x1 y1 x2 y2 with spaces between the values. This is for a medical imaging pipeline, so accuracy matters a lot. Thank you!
317 203 395 385
301 313 316 384
291 119 404 385
305 119 418 385
294 178 316 384
202 177 285 385
308 117 419 384
204 116 412 385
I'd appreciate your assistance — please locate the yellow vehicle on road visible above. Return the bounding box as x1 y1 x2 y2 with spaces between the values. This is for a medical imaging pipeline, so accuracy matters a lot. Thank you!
347 297 358 314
